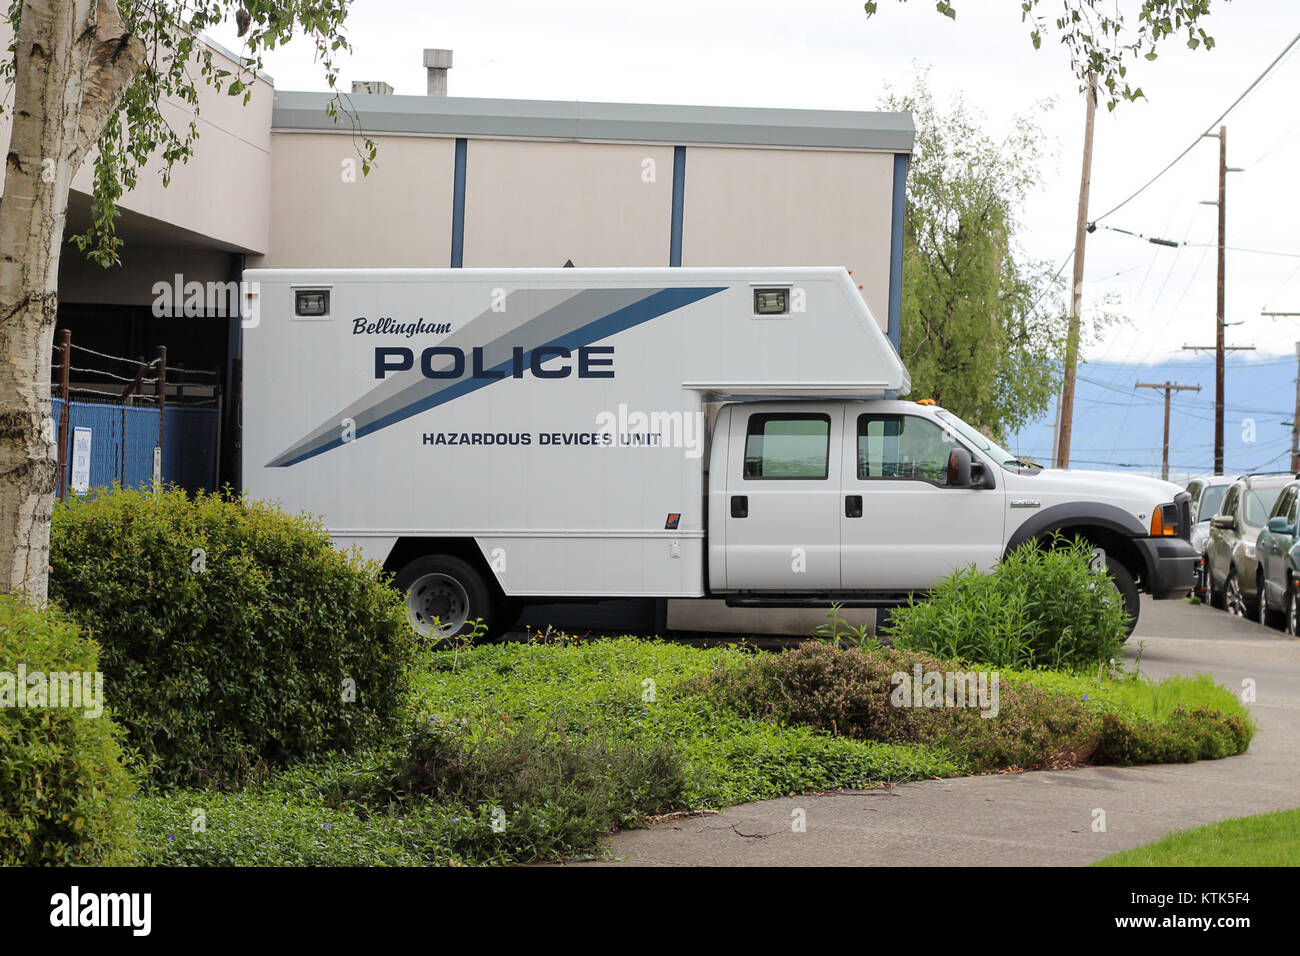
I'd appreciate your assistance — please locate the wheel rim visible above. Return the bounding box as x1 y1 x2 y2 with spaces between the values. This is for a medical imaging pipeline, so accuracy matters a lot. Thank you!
1226 574 1246 617
1258 586 1268 625
1290 590 1298 636
405 573 470 639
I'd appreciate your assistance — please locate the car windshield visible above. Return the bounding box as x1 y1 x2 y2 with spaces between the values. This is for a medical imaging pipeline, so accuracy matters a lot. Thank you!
1244 487 1284 528
934 410 1024 467
1198 484 1227 521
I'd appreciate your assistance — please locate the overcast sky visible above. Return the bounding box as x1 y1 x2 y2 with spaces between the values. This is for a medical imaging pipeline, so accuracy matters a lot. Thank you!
209 0 1300 367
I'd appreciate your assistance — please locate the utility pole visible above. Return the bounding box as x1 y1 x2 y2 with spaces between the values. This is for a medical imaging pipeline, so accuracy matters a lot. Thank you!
1214 126 1227 475
1292 341 1300 473
1136 381 1201 481
1055 74 1097 470
1202 127 1242 474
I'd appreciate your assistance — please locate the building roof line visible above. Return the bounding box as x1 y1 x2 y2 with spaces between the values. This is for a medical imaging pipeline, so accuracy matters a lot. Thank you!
271 91 915 152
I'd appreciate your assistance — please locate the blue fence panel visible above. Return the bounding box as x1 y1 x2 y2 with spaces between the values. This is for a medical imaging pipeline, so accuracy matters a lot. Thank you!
162 406 219 492
55 398 218 496
57 399 124 493
122 405 161 490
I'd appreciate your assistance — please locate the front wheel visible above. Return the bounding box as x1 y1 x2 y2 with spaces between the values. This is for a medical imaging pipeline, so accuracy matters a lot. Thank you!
1102 556 1140 637
1287 583 1299 637
1208 559 1226 610
1258 576 1284 630
394 555 496 642
1224 569 1250 619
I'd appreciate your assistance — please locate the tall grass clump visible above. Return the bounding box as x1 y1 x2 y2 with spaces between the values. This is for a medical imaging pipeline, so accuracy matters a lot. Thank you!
885 538 1130 672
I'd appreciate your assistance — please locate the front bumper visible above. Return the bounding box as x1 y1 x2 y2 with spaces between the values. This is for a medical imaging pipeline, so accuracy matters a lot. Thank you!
1135 535 1199 598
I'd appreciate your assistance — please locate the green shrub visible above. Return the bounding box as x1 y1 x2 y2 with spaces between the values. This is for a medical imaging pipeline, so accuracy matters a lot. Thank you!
885 538 1130 671
0 596 138 865
1095 705 1254 765
685 641 1251 773
393 713 689 833
50 486 418 790
684 641 1096 772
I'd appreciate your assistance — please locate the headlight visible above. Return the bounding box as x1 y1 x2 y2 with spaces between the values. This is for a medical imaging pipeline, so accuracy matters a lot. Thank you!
1243 541 1257 560
1150 502 1180 536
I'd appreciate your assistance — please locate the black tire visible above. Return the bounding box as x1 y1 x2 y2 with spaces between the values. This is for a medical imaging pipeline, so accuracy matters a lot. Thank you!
1103 556 1140 637
1258 574 1284 630
1287 583 1299 637
1224 568 1250 619
1207 557 1226 610
394 554 496 642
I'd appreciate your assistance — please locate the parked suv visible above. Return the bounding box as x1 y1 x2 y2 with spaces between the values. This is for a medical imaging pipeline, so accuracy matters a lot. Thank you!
1255 478 1300 633
1185 474 1235 600
1206 473 1290 617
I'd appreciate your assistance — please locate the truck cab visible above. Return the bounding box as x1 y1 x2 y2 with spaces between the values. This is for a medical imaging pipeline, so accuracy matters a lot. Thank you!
708 399 1196 626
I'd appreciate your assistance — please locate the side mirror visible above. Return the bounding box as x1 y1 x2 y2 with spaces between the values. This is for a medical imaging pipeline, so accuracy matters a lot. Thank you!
1268 516 1295 536
947 447 972 488
1211 514 1235 530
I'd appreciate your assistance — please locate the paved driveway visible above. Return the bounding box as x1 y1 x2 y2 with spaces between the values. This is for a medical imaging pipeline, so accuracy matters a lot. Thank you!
586 598 1300 866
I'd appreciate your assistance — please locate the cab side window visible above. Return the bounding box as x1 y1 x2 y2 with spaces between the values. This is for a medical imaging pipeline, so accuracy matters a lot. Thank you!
857 414 958 485
743 414 830 480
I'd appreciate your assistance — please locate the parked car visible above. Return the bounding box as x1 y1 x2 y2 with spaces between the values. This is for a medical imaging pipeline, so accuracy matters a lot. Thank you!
1185 474 1235 600
1254 479 1300 633
1205 473 1290 617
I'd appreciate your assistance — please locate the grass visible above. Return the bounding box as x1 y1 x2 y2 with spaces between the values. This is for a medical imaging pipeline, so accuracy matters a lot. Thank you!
134 634 1256 866
1094 808 1300 866
1000 668 1252 724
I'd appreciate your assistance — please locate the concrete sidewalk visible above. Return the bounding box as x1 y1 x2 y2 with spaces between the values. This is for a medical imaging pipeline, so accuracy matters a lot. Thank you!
585 598 1300 866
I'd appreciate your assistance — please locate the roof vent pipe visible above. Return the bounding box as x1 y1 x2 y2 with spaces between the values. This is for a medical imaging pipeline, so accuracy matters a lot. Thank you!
424 49 452 96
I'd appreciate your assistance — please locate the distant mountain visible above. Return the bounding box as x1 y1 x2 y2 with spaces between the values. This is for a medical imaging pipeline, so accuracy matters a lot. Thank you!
1004 354 1297 483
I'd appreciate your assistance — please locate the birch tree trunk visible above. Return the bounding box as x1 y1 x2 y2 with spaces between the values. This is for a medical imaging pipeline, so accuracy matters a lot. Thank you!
0 0 143 599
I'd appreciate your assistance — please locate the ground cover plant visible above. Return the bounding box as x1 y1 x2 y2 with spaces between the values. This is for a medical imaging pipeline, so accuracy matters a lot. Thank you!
136 633 1254 866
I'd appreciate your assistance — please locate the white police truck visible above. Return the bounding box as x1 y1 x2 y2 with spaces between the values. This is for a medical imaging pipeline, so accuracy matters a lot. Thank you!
241 267 1196 638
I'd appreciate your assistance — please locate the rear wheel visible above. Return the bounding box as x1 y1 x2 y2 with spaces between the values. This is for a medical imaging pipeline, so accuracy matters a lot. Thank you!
394 555 496 642
1288 583 1299 637
1258 574 1284 630
1225 569 1250 619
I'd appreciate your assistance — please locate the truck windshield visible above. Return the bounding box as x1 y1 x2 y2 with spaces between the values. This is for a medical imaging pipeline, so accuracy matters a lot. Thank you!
934 410 1023 468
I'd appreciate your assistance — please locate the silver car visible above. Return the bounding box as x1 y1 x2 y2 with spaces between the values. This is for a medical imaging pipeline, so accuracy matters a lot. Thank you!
1185 474 1235 599
1206 474 1291 617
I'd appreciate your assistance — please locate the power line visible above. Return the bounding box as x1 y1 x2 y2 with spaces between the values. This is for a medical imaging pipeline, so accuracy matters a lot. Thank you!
1092 28 1300 224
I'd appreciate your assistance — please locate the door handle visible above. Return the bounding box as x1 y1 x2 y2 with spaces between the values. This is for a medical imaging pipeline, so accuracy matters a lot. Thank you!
845 494 863 518
731 495 748 518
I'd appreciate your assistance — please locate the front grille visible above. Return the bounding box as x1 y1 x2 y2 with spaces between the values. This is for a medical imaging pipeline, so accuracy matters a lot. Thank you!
1176 492 1192 540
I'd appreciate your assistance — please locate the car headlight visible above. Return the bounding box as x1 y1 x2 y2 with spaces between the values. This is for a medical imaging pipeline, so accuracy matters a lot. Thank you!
1243 541 1257 560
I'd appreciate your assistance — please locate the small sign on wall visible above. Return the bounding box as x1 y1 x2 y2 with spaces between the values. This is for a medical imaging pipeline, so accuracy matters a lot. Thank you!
71 427 92 495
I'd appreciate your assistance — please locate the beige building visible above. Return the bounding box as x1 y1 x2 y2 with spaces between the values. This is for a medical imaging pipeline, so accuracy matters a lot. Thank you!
8 40 915 633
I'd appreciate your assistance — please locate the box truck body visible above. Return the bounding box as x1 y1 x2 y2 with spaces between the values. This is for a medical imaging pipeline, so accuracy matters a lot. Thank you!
242 266 1194 638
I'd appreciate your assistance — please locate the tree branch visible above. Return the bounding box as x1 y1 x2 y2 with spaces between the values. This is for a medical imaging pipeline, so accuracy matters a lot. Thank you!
72 0 146 166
